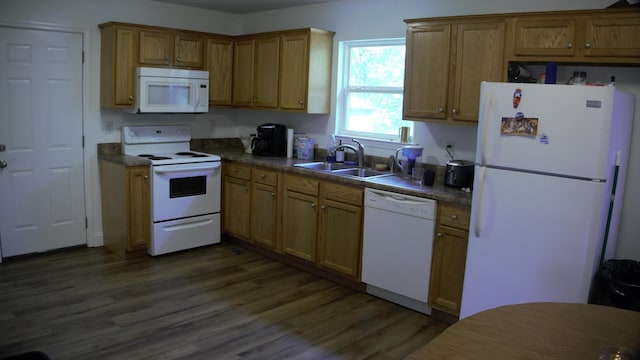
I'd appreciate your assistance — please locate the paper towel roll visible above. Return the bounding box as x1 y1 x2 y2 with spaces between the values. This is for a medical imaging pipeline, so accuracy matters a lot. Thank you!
287 128 294 158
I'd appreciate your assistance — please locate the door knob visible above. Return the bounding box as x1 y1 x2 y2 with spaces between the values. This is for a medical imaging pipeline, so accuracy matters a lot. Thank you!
0 160 7 168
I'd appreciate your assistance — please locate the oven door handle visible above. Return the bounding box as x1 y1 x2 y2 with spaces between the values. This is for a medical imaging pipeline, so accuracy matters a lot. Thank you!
153 162 221 174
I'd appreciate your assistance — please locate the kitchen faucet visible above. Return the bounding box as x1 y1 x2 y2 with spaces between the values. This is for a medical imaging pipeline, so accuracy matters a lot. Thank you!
336 139 365 167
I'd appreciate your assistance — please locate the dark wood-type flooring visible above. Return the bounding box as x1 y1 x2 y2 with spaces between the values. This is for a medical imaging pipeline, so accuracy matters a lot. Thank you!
0 242 448 359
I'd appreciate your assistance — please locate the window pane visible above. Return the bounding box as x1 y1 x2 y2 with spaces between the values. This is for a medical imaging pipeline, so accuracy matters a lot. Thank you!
345 92 405 135
349 45 405 87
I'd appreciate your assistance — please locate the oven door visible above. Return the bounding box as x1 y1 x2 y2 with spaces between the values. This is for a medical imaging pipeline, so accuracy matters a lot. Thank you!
152 161 221 222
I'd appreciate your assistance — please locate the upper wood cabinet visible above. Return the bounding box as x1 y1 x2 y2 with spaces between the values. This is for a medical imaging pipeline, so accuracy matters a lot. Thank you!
505 9 640 64
139 29 204 68
232 35 280 108
100 22 334 112
99 24 137 108
403 18 505 123
205 36 234 106
279 29 335 113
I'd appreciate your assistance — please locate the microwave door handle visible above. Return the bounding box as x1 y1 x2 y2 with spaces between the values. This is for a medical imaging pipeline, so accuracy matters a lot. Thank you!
194 83 200 110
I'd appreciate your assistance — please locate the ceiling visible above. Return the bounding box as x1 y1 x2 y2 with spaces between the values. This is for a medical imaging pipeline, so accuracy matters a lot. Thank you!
151 0 344 14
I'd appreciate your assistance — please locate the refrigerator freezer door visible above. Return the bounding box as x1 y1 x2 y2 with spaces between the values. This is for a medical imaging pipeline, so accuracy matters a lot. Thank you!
477 83 630 180
460 166 607 319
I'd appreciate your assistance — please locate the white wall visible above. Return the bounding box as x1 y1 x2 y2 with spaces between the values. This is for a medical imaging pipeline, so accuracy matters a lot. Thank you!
2 0 639 260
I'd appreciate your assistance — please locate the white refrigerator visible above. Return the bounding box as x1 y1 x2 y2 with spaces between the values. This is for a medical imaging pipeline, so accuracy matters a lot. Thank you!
459 82 634 319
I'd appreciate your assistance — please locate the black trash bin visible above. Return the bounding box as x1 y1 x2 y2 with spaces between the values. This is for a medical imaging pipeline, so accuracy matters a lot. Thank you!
595 259 640 312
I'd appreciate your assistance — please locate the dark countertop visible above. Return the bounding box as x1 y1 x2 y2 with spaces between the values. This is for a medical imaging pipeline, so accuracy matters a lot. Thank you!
98 141 472 207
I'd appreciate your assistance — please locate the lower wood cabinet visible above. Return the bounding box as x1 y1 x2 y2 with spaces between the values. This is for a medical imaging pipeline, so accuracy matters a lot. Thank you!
222 162 251 240
283 174 363 279
99 161 150 258
251 167 280 249
317 183 363 278
429 202 471 317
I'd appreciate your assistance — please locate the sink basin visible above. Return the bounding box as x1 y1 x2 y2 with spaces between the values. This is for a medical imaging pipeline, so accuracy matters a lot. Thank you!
293 162 391 179
332 168 390 178
293 162 355 171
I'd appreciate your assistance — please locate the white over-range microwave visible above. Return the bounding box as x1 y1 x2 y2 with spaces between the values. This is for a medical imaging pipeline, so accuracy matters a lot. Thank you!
124 67 209 114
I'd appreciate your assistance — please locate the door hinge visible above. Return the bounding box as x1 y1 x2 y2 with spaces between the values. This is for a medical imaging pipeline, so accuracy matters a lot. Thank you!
82 135 85 148
85 216 88 229
82 51 85 64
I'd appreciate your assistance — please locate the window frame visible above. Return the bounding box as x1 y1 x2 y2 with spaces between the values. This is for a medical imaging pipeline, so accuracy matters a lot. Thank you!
337 38 411 143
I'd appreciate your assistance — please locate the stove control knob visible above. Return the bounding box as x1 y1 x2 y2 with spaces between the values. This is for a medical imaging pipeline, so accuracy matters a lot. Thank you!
0 160 7 169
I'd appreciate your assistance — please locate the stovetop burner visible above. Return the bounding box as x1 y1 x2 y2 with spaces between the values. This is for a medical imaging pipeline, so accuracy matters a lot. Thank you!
138 154 173 160
175 152 209 157
122 126 221 165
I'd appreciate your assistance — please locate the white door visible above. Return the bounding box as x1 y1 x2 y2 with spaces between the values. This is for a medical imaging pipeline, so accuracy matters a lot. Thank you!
0 27 85 258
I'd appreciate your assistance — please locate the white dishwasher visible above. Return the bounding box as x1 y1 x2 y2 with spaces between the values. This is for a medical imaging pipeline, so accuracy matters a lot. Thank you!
362 188 437 314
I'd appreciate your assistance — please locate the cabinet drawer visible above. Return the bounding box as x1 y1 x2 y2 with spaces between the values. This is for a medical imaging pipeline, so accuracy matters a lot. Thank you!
285 174 319 196
439 203 471 230
224 163 251 180
252 167 278 186
322 183 363 206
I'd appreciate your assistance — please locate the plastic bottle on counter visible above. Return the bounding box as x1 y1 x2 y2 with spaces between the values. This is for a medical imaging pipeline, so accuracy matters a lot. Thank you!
336 140 345 163
326 135 337 162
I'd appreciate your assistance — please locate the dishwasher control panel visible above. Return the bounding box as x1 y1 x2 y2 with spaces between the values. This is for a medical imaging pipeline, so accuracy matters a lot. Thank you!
364 188 436 220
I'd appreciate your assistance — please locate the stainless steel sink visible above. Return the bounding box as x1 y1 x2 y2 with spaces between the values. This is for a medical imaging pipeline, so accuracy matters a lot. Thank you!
332 168 390 178
293 162 391 179
293 162 355 171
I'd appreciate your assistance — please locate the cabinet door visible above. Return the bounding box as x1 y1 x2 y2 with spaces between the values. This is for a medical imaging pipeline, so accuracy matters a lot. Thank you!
251 182 278 248
174 33 204 68
139 30 172 65
318 198 362 278
114 27 136 106
429 225 468 316
450 22 504 122
233 39 255 107
583 17 640 58
206 37 233 106
403 23 451 120
223 176 251 240
127 167 150 250
254 36 280 108
280 32 309 110
283 190 317 262
513 18 577 57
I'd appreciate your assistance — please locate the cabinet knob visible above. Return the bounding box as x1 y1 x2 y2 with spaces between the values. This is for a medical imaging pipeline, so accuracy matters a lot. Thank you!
176 57 181 62
244 186 249 191
261 174 266 179
451 214 458 220
298 100 304 105
438 107 444 113
566 42 574 49
437 232 443 237
311 203 316 208
144 175 148 179
270 192 275 197
129 95 133 100
321 205 326 209
452 108 457 114
584 42 592 49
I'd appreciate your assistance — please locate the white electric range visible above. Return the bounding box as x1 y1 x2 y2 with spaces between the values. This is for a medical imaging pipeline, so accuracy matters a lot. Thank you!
122 125 222 256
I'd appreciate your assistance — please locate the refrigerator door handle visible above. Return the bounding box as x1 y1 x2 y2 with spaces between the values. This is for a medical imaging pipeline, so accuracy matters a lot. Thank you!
479 93 492 165
473 166 487 237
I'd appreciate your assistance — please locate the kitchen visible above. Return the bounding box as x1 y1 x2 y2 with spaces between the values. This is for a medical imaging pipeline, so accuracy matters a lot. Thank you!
1 0 640 358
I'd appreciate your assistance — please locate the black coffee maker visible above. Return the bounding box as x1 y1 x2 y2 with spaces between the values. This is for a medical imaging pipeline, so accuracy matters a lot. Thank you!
251 124 287 156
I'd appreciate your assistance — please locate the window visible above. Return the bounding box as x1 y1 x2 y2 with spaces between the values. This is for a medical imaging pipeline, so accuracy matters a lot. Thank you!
338 39 412 142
